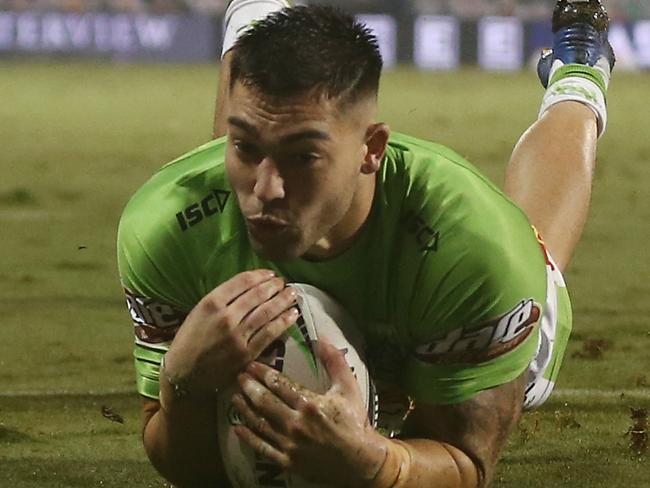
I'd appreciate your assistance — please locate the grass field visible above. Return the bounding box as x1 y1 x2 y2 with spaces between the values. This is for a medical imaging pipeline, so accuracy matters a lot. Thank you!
1 61 648 487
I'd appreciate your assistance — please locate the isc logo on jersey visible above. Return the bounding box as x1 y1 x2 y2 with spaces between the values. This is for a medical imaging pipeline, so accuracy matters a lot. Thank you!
415 299 541 364
217 284 379 488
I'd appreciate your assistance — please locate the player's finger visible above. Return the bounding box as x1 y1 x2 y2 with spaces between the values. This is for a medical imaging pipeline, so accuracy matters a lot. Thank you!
317 338 361 401
247 306 299 357
234 425 290 468
241 285 297 341
231 392 289 448
238 372 297 429
210 269 277 306
226 277 287 326
247 361 308 410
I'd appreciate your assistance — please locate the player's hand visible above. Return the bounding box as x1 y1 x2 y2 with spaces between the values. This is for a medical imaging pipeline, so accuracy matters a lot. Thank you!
232 338 389 486
163 269 299 395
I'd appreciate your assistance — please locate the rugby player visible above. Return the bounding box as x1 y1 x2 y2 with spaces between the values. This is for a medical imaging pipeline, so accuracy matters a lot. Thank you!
117 0 615 486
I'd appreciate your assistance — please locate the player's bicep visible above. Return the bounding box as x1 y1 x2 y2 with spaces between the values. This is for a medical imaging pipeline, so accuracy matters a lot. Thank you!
401 372 526 487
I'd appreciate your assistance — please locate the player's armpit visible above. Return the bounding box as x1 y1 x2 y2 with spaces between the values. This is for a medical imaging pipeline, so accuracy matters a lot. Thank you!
398 372 527 488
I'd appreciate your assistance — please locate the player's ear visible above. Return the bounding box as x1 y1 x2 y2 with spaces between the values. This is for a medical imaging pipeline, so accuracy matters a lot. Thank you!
361 123 390 175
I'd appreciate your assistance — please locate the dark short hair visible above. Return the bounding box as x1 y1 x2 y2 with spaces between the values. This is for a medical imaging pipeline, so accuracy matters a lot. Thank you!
229 6 383 105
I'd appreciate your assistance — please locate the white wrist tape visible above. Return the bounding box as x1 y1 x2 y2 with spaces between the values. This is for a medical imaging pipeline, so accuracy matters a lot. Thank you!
222 0 290 58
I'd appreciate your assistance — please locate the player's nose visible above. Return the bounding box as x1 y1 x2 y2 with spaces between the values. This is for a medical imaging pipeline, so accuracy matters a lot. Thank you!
253 157 286 203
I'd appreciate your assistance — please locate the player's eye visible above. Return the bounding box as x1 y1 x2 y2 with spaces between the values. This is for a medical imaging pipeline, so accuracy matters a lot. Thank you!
294 153 321 165
233 141 262 163
233 141 255 155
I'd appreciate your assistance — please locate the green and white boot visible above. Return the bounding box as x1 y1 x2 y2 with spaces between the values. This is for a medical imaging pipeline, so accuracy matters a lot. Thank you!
537 0 616 138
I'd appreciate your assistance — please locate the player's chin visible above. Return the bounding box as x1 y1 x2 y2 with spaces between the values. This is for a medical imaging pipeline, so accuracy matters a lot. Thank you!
247 230 305 262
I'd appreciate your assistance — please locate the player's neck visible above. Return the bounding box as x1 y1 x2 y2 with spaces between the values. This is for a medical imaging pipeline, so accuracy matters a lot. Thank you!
303 173 376 261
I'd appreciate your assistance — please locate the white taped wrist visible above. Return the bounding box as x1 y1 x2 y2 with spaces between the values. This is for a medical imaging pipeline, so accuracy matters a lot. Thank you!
222 0 290 58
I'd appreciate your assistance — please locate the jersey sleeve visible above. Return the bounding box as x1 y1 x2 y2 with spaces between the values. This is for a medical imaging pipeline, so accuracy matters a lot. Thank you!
117 188 200 401
395 145 548 405
116 137 243 400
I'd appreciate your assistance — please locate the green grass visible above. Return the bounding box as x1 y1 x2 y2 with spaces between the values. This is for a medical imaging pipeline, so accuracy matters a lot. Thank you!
1 62 648 486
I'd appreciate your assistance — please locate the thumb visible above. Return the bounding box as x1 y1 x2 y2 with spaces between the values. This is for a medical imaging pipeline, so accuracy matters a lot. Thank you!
317 337 361 400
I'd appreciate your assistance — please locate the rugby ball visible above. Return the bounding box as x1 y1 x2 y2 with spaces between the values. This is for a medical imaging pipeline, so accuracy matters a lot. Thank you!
217 283 378 488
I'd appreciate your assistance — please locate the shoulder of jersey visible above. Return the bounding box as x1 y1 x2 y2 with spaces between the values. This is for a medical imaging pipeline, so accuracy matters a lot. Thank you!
387 132 495 183
387 131 527 219
120 137 232 230
382 131 544 282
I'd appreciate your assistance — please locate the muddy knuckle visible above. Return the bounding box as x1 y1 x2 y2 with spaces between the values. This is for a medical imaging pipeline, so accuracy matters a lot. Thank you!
287 419 307 438
300 398 323 416
269 373 284 389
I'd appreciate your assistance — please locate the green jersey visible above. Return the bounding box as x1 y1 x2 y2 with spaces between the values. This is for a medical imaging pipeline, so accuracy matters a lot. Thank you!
118 132 550 406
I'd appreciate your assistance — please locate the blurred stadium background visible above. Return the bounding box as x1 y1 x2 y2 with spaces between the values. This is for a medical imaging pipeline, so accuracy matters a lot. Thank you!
1 0 650 68
1 1 648 487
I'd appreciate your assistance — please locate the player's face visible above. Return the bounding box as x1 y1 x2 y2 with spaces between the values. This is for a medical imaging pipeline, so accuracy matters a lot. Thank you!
226 82 379 261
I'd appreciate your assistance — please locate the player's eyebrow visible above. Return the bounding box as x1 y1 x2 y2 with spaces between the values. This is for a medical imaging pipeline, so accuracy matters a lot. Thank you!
227 116 331 143
228 116 260 137
279 129 331 144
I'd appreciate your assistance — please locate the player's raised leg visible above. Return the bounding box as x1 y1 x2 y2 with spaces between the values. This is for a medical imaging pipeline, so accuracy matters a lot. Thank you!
504 0 614 272
213 0 291 138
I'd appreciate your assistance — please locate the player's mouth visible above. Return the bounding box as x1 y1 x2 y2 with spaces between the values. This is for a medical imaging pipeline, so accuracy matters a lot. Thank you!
246 215 291 238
